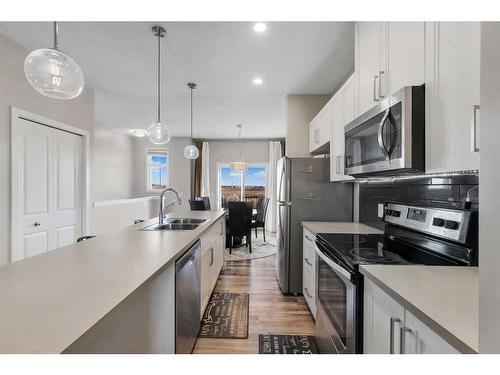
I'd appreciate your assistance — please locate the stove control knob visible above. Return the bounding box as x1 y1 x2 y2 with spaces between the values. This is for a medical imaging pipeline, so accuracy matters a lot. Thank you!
432 218 445 227
391 210 401 217
444 220 459 230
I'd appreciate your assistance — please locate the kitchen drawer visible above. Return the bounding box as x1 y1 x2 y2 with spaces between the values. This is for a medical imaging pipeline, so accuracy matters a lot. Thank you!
303 266 316 318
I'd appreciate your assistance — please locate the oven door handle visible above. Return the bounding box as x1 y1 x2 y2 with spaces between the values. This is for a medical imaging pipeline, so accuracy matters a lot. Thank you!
315 244 354 281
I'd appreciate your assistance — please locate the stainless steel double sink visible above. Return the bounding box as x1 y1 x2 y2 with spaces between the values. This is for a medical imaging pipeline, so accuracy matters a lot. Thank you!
140 218 207 231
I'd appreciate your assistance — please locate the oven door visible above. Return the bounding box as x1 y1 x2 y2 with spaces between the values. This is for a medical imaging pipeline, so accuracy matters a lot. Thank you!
315 244 357 354
344 88 412 175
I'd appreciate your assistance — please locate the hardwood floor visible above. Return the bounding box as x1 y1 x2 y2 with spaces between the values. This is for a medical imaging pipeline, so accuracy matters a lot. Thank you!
193 254 315 354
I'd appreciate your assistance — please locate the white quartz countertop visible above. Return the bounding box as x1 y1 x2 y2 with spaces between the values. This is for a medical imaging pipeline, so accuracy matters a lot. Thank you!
301 221 383 235
360 265 478 353
0 209 225 354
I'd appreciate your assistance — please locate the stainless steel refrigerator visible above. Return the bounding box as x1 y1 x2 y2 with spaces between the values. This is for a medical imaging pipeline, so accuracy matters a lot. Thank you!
276 157 353 295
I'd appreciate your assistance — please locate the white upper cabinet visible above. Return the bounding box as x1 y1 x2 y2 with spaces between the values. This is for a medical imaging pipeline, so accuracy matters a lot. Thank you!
386 22 425 95
309 98 333 154
425 22 480 173
355 22 425 117
330 74 355 181
355 22 384 116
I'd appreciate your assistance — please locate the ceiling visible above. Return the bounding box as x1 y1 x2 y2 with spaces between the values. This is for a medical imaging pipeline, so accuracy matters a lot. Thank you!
0 22 354 139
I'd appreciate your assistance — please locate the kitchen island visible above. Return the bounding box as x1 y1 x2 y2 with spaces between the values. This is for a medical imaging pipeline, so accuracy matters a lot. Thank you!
0 209 225 354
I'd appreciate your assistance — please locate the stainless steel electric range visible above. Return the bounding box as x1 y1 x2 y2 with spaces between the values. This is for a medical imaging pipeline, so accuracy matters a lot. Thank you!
313 202 478 354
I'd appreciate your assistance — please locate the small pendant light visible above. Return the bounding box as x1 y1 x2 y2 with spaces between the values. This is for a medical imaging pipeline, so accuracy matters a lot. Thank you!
24 21 84 100
184 82 199 159
230 124 248 171
147 26 171 145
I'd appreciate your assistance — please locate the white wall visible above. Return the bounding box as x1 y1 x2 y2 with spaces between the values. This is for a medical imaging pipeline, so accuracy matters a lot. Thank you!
207 140 270 208
0 34 97 266
132 136 192 209
92 126 135 201
479 22 500 353
285 94 330 157
0 34 138 265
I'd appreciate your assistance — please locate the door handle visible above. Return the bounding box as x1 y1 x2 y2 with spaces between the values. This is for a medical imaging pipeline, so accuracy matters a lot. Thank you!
471 104 480 152
389 317 401 354
377 109 393 159
336 155 341 175
373 75 379 102
304 257 313 266
378 71 385 99
304 287 312 298
33 222 41 227
401 326 418 354
209 247 214 266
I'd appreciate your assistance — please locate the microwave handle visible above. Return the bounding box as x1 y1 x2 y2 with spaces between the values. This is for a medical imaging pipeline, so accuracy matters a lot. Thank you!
377 109 391 158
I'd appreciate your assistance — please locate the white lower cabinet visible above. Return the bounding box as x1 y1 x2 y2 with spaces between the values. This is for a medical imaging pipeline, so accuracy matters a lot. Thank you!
302 228 317 318
200 217 225 317
364 278 459 354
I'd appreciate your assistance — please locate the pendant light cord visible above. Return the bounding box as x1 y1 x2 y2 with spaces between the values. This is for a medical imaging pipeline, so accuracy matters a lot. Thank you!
53 21 58 50
190 86 193 142
157 32 161 123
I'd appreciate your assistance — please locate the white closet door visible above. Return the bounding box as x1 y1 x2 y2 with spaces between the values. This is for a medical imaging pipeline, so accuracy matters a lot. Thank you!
13 118 83 261
52 130 82 249
19 122 53 259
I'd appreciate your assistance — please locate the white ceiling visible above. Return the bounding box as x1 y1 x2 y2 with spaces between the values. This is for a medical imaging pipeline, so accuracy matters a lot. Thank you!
0 22 354 139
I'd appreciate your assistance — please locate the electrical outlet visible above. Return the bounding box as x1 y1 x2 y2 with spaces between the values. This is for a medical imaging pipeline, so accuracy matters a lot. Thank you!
377 203 384 218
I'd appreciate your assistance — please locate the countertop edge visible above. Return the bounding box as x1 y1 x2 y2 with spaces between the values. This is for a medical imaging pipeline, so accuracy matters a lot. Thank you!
359 266 477 354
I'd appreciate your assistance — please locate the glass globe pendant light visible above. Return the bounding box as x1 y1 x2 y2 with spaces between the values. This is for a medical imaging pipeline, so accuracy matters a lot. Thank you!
24 21 84 100
147 26 171 145
184 82 199 159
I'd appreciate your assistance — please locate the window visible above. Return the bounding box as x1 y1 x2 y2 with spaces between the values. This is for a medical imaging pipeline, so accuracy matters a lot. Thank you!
146 149 169 192
218 163 267 209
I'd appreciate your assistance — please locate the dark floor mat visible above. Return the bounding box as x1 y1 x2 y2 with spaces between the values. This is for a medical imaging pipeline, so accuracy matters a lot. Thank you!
259 334 319 354
198 292 249 339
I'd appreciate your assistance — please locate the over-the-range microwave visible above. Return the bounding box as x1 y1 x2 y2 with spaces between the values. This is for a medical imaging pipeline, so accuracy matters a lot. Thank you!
344 85 425 176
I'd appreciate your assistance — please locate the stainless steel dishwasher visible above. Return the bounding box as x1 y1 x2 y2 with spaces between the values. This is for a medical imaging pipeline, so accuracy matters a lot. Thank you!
175 240 201 354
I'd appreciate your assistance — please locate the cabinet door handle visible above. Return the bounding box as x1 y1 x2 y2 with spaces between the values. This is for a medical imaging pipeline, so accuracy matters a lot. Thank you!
336 156 341 175
314 128 320 144
304 257 313 267
401 327 418 354
373 75 379 102
219 221 223 235
471 104 480 152
304 235 314 243
33 222 41 227
209 247 214 266
304 287 312 298
378 71 385 99
389 317 401 354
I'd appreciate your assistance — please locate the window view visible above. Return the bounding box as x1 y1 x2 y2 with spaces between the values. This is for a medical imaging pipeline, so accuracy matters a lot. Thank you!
147 150 169 191
219 164 266 209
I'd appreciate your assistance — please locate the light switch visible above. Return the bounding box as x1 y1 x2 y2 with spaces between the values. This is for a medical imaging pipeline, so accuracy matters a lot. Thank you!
378 204 384 218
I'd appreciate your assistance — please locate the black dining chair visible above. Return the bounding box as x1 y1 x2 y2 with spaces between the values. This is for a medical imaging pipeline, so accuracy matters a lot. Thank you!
189 199 207 211
195 196 211 210
251 197 270 241
227 201 253 254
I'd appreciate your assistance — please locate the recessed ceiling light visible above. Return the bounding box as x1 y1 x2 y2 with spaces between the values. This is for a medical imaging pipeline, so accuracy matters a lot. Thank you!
129 129 147 137
254 23 267 33
253 77 263 85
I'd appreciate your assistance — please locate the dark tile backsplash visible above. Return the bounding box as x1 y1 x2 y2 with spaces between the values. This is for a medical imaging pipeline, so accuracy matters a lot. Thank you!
359 174 479 230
